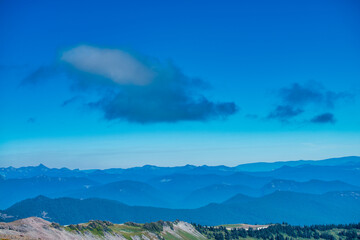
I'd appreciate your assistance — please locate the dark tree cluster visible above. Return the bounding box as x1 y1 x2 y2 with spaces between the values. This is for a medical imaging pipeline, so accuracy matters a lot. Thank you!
192 222 360 240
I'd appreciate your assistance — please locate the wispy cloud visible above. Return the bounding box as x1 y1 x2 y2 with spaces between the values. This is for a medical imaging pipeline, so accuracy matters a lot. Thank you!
267 105 303 122
61 46 155 86
20 66 59 86
278 81 350 108
310 113 336 124
267 81 352 124
27 117 36 124
61 96 83 107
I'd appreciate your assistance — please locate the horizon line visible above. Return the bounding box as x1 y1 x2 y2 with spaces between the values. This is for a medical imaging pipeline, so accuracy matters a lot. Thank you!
1 155 359 171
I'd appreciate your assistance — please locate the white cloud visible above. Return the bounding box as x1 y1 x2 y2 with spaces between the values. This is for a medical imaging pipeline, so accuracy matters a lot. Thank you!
61 45 155 85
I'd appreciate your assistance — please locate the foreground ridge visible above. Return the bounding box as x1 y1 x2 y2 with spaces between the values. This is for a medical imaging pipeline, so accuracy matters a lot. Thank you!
0 217 206 240
1 217 360 240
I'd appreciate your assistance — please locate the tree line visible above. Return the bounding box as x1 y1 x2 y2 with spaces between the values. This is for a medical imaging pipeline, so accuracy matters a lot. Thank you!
192 222 360 240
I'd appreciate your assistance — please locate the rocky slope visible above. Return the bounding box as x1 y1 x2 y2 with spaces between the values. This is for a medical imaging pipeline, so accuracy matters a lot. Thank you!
0 217 206 240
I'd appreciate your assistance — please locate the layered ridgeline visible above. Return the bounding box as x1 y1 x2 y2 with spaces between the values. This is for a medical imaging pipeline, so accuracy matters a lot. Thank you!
1 191 360 226
1 156 360 225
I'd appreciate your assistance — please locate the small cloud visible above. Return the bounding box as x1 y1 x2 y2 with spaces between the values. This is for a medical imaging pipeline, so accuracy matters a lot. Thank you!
267 105 303 122
310 113 336 124
61 96 82 107
278 81 352 108
27 117 36 123
267 81 352 124
279 82 323 107
20 66 59 86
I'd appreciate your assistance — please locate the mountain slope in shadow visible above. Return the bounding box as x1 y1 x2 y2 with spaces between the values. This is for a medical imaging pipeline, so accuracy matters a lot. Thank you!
2 191 360 226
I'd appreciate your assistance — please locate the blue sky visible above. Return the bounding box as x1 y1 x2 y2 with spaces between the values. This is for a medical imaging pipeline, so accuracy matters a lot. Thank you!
0 0 359 168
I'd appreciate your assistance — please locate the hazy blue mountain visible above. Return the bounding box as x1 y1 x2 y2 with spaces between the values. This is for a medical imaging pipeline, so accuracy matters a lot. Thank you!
220 191 360 225
1 196 185 225
261 179 360 195
102 164 235 177
2 157 360 210
0 172 270 209
249 164 360 186
62 177 360 209
84 171 130 184
67 180 169 207
2 156 360 213
221 193 255 205
183 184 259 208
213 191 360 225
149 173 219 192
2 156 359 181
0 176 98 209
149 172 272 194
0 164 86 179
0 164 235 181
235 156 360 172
3 191 360 226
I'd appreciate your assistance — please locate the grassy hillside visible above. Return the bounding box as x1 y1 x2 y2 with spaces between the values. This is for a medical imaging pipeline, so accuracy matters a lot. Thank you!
0 217 206 240
64 220 206 240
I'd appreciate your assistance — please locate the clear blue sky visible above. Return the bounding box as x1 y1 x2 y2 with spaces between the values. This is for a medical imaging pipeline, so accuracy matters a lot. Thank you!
0 0 359 169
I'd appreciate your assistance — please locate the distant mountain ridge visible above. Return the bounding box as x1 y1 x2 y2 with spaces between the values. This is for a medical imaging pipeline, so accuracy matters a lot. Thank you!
248 163 360 186
0 176 98 209
260 179 360 195
1 156 360 210
234 156 360 172
1 156 359 179
67 180 169 207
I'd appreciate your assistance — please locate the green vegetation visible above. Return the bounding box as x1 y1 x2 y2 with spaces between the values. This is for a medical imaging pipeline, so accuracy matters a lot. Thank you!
177 229 204 240
193 223 360 240
61 220 360 240
65 220 150 239
109 224 149 239
143 220 173 232
63 219 193 240
65 220 114 237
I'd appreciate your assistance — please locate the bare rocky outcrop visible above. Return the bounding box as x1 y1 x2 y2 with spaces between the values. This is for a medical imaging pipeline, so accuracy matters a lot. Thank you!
0 217 206 240
0 217 88 239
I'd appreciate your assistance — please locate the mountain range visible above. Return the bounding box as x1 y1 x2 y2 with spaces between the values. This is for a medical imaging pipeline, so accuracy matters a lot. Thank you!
2 156 359 180
2 190 360 226
1 156 360 225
